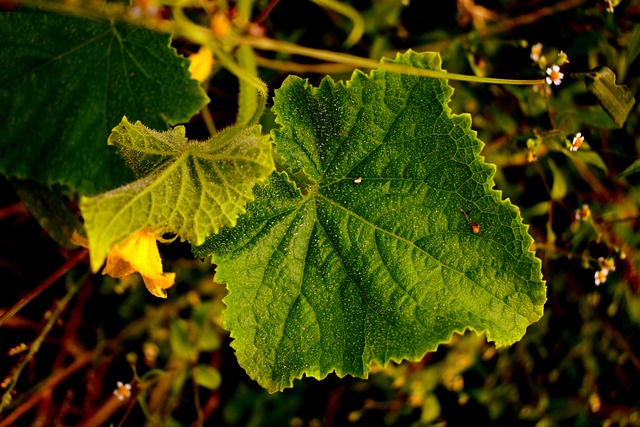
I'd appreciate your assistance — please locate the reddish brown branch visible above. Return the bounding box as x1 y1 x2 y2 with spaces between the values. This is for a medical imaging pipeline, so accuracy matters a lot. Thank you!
0 202 27 221
0 349 98 427
0 248 88 327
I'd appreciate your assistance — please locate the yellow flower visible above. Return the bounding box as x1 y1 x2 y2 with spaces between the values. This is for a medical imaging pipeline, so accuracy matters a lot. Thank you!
188 47 214 83
103 230 175 298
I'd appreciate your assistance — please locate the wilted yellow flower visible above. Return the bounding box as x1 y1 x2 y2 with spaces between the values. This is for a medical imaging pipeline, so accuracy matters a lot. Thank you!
103 230 175 298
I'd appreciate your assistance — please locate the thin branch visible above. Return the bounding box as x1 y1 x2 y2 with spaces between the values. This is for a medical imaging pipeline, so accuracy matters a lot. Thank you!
0 202 28 221
0 349 99 427
0 248 88 327
1 274 87 415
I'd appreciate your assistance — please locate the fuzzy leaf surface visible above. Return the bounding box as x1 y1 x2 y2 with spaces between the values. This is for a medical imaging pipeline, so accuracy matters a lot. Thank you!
81 117 274 272
196 51 546 393
0 10 209 194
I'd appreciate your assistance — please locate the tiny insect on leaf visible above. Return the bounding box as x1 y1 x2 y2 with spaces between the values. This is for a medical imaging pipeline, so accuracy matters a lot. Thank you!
460 209 481 233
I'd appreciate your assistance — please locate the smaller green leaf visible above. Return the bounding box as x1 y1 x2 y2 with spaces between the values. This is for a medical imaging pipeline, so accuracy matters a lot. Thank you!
571 150 608 174
421 393 441 423
170 319 197 362
617 159 640 178
192 302 222 351
194 364 222 390
198 328 222 352
539 131 567 150
627 25 640 72
585 66 635 128
548 159 567 201
80 117 274 272
555 106 618 130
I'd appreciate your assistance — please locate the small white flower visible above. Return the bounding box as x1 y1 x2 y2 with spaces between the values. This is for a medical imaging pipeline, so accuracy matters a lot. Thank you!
594 269 609 286
113 381 132 401
546 65 564 85
570 132 585 151
530 42 543 62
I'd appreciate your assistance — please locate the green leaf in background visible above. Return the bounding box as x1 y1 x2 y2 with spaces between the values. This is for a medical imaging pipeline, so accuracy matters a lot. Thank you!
585 66 635 128
170 318 197 362
80 117 274 272
0 10 209 195
196 50 546 393
194 364 222 390
626 25 640 74
617 158 640 178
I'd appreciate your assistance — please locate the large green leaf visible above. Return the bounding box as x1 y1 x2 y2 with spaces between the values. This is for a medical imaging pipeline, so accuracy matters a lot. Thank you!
0 10 209 195
196 51 546 392
81 117 274 272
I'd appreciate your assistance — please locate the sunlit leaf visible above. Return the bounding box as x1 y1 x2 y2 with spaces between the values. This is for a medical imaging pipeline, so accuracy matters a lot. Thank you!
196 50 546 392
80 117 274 272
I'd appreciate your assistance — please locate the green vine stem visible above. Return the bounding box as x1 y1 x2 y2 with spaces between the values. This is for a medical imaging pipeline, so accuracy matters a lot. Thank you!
236 45 265 126
229 35 546 85
12 0 546 87
310 0 365 47
170 2 267 95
